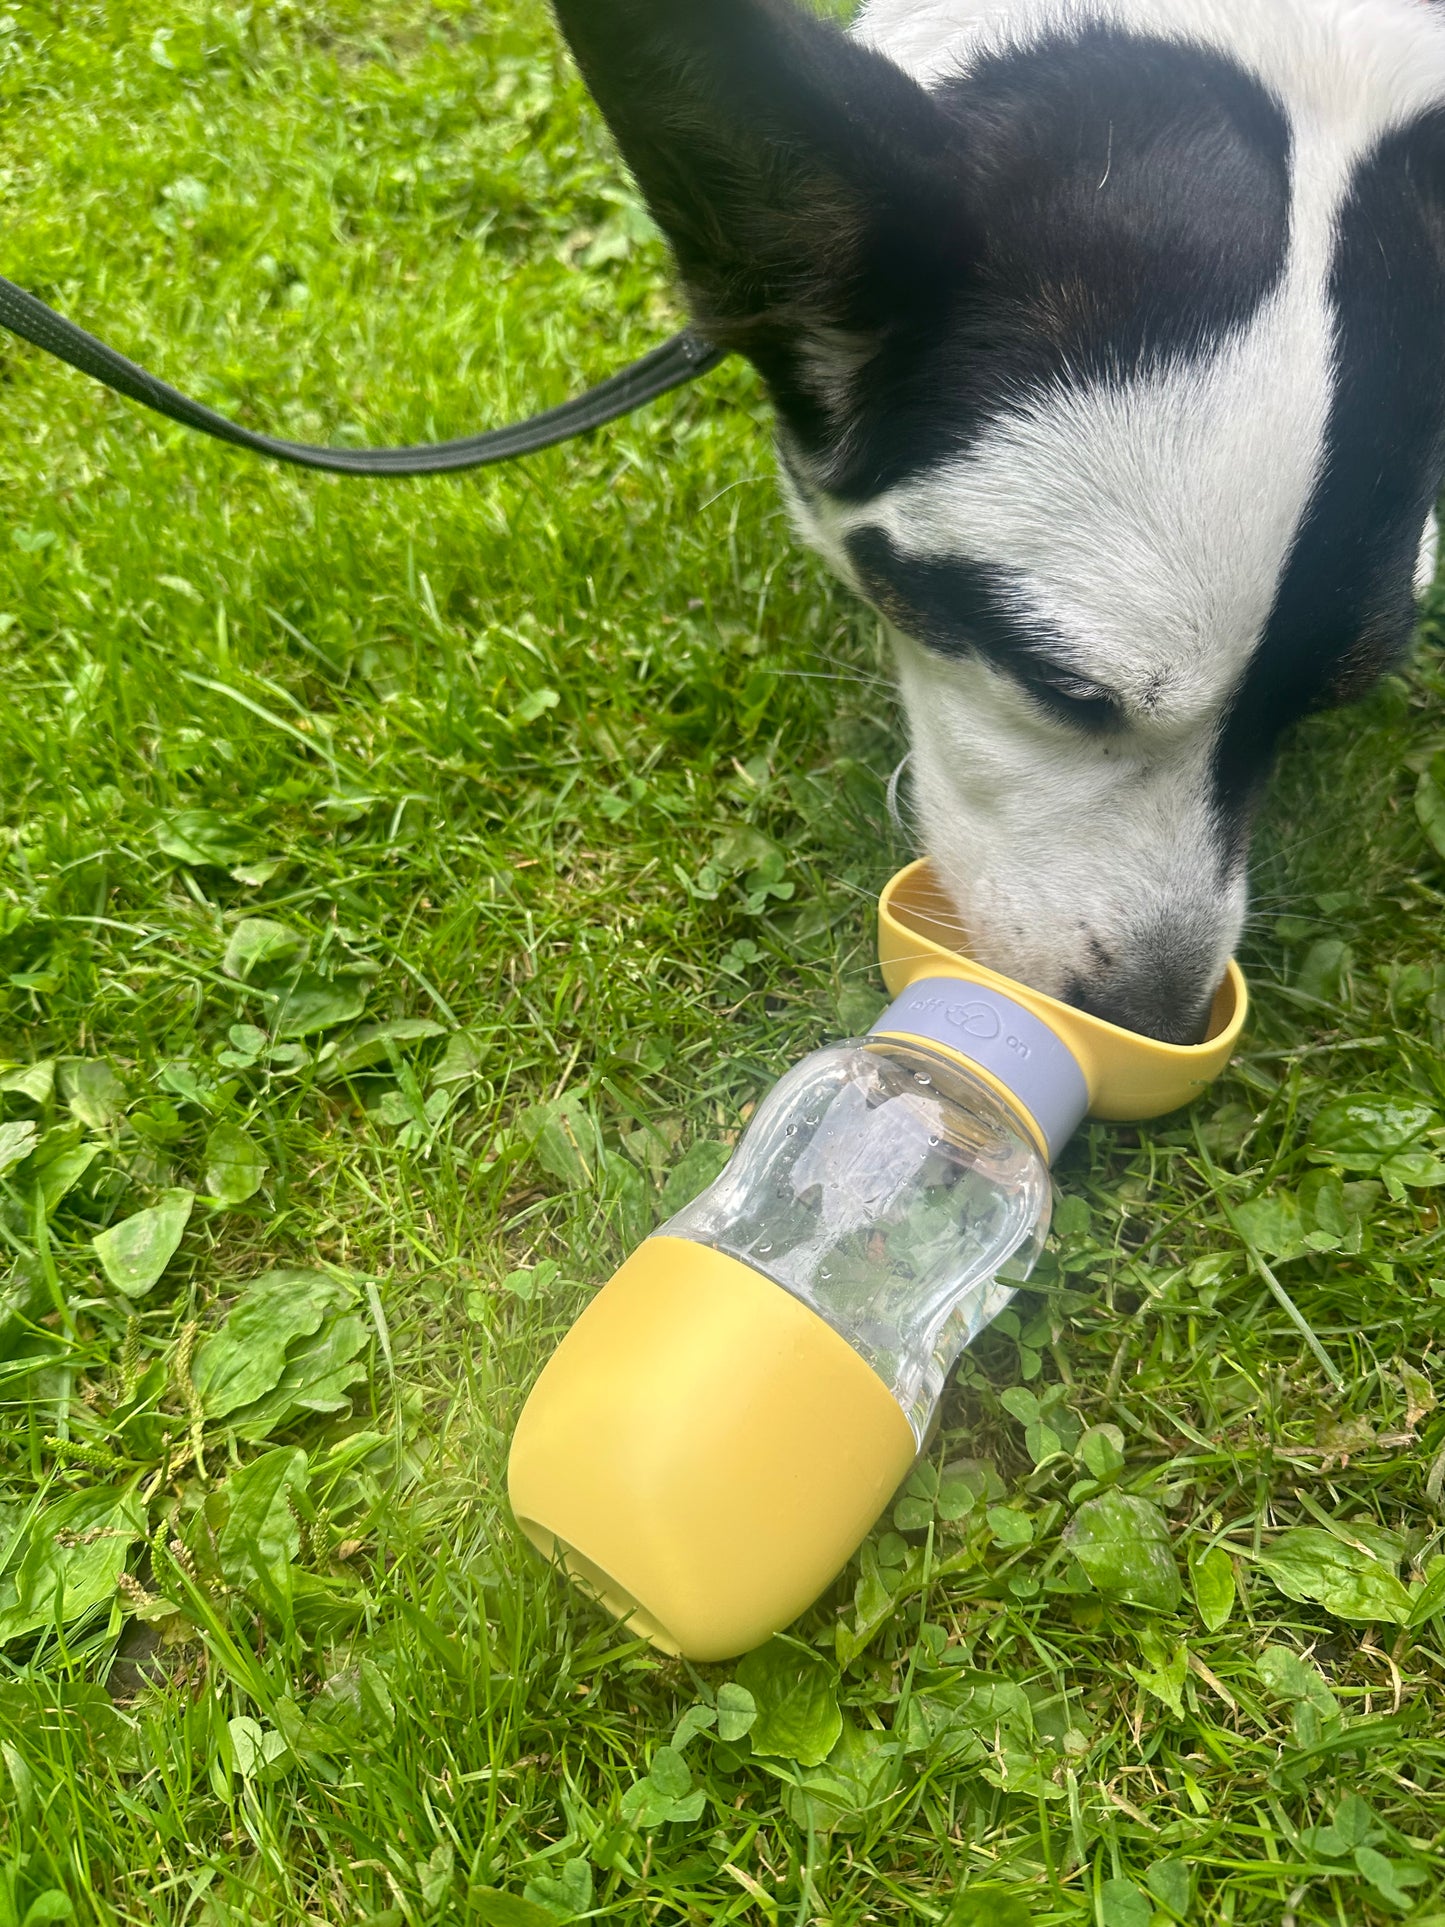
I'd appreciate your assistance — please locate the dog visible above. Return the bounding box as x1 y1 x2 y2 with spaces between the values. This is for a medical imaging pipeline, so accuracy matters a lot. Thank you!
549 0 1445 1043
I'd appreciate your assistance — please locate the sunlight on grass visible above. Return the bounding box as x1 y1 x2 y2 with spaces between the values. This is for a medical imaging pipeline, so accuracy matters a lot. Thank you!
1 3 1444 1922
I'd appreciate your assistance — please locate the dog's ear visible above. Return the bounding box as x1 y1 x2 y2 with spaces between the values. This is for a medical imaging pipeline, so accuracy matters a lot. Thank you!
551 0 969 445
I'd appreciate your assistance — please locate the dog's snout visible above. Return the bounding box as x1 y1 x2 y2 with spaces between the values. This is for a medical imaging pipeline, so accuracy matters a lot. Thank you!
1066 954 1217 1047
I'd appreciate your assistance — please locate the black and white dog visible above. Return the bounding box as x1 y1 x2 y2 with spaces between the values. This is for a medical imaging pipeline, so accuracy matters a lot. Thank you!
551 0 1445 1043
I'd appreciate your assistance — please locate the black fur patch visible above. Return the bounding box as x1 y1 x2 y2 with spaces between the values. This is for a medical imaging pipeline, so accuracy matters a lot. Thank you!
552 2 1291 493
1213 111 1445 840
845 527 1126 731
819 26 1294 498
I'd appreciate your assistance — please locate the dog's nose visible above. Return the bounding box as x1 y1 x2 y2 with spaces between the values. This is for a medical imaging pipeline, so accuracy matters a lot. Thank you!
1065 965 1216 1047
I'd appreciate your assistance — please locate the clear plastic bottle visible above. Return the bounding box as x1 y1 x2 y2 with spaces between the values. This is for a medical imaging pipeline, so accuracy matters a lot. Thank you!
661 1036 1052 1443
509 971 1093 1661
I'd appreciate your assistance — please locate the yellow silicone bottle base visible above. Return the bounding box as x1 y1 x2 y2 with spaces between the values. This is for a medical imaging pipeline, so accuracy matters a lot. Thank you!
527 1534 684 1657
508 1237 919 1662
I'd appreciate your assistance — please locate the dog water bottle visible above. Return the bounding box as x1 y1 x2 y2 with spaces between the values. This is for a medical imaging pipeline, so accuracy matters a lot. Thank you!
508 861 1248 1662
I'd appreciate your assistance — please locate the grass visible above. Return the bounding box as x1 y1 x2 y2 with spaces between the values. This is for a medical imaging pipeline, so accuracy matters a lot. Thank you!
1 1 1445 1921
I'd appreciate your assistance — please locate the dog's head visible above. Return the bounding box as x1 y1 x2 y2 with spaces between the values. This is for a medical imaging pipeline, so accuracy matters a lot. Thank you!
552 0 1445 1040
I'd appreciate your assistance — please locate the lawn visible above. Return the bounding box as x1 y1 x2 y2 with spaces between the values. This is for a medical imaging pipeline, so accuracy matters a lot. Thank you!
2 2 1445 1922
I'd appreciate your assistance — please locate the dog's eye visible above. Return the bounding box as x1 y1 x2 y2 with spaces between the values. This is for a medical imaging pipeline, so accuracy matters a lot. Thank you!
1022 663 1124 731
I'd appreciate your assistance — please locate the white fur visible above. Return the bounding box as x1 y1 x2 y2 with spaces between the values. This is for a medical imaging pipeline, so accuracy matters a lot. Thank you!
789 0 1445 1010
1418 510 1441 598
855 0 1445 117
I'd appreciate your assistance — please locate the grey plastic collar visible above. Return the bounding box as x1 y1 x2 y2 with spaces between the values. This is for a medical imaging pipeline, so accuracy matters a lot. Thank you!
870 976 1089 1162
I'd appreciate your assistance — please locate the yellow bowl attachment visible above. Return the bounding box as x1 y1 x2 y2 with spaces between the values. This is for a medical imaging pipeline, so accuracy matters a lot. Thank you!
877 859 1248 1123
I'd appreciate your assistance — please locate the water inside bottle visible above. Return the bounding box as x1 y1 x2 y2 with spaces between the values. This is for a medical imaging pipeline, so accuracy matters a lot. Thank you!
662 1038 1051 1441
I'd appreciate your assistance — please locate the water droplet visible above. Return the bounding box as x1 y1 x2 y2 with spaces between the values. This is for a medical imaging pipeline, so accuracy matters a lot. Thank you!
758 1242 773 1255
915 1072 932 1087
929 1135 940 1147
786 1124 798 1137
820 1269 832 1280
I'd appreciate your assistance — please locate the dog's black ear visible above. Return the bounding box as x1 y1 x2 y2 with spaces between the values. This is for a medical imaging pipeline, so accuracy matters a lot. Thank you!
551 0 968 445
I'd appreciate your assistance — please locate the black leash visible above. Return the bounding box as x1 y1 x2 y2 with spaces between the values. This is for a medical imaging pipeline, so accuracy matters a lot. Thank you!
0 272 727 476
